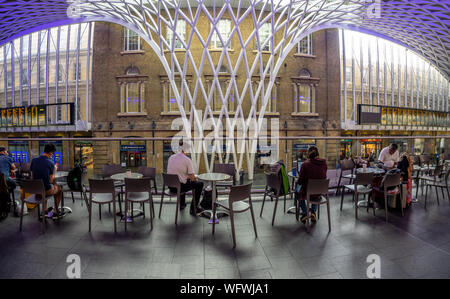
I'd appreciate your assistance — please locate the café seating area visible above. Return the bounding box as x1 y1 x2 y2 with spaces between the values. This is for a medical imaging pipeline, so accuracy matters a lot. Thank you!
0 157 449 279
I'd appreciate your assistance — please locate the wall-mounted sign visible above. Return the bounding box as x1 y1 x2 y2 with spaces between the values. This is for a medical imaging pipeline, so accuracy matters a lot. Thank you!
120 145 146 152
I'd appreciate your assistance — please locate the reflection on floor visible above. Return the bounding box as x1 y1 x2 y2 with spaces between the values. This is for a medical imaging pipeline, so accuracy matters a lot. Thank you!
0 187 449 279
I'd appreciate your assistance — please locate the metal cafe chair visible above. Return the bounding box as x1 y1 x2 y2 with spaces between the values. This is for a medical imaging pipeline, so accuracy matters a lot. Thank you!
215 183 257 248
19 179 55 233
137 166 158 195
336 159 356 195
260 172 286 226
124 178 154 231
303 179 331 232
340 172 374 218
88 179 117 233
213 163 236 189
102 163 124 214
424 168 449 209
159 173 196 225
373 173 402 221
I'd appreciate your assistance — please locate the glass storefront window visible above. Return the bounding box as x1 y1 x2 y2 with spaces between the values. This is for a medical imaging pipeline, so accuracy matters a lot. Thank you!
120 140 146 169
8 140 29 163
74 141 93 169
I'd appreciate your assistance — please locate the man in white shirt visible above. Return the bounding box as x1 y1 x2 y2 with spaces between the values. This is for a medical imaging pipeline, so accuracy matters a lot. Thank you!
167 141 204 215
378 143 399 168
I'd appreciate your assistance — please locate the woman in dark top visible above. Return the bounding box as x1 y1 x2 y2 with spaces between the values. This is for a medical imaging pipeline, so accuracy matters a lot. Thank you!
297 146 327 223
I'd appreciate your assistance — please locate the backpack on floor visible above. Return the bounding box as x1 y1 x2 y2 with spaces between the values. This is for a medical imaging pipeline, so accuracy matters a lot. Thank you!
200 187 218 210
67 165 83 191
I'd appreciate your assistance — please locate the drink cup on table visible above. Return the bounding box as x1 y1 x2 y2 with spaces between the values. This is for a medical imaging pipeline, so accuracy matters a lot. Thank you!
126 169 131 178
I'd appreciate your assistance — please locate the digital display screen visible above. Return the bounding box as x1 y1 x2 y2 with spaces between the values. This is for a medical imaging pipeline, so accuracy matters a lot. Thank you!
0 106 46 127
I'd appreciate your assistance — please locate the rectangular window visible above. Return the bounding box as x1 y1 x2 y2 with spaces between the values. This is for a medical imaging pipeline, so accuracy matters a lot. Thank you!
39 65 45 84
123 28 141 51
22 68 28 86
6 71 12 88
258 23 271 51
167 20 186 49
293 83 315 113
163 80 190 113
58 64 63 82
297 34 313 55
125 83 141 113
211 20 231 49
73 64 81 81
211 80 235 112
256 81 278 113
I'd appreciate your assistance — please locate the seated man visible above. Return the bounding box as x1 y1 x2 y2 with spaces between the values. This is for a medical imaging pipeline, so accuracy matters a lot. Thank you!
0 146 16 191
167 140 204 215
297 146 327 223
30 143 62 219
378 143 399 169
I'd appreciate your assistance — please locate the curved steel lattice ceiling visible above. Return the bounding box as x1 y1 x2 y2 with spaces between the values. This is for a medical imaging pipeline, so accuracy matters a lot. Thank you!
0 0 448 176
0 0 449 78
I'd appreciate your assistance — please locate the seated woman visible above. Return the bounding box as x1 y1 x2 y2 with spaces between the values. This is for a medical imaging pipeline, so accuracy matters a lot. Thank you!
297 146 327 223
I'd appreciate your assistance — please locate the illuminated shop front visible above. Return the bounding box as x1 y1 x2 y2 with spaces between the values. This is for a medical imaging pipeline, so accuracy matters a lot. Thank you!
8 140 29 163
120 140 146 168
360 139 382 159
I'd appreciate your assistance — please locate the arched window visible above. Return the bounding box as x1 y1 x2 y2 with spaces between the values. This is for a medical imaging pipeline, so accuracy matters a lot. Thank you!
299 68 311 77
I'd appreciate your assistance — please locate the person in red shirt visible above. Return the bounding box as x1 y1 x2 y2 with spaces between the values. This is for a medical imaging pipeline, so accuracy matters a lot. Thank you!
297 146 327 223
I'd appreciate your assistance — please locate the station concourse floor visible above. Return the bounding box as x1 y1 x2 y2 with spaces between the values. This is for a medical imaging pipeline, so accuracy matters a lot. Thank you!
1 186 449 279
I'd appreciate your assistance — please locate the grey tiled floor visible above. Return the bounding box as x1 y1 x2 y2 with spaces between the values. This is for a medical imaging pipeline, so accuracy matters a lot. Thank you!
1 187 450 279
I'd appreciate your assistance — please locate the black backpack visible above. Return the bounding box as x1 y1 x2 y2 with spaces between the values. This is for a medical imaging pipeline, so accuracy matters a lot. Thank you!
200 188 217 210
67 165 83 191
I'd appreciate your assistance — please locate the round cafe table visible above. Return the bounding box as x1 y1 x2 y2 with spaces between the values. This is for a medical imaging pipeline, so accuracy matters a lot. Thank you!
197 172 231 234
110 172 143 222
355 167 385 175
110 172 143 180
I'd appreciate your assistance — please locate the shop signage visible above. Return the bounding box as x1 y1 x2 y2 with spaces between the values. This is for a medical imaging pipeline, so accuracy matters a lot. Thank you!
120 145 146 151
361 139 381 143
293 143 315 150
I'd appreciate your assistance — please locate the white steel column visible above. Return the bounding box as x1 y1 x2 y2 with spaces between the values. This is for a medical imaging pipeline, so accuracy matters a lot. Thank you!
10 42 14 106
36 31 41 104
75 23 81 126
342 29 346 124
55 26 61 118
19 37 23 106
85 22 92 124
27 34 31 106
3 45 7 107
45 29 50 106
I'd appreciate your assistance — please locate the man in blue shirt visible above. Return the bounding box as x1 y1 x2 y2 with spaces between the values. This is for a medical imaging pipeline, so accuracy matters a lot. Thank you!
30 143 62 218
0 146 17 189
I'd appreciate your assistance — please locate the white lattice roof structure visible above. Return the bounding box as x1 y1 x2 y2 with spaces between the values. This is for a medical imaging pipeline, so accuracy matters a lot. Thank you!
0 0 448 176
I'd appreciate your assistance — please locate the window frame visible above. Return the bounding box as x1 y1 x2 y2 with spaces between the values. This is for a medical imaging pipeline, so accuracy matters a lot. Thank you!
297 34 313 55
166 20 186 50
211 19 232 50
123 28 141 52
